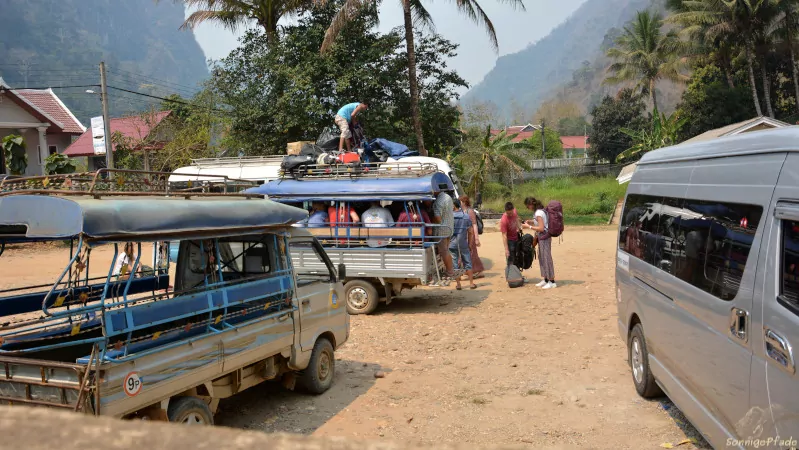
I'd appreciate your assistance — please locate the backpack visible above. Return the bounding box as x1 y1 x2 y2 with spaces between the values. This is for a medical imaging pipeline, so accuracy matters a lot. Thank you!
505 265 524 288
541 200 564 239
280 155 314 178
514 233 535 270
474 209 484 235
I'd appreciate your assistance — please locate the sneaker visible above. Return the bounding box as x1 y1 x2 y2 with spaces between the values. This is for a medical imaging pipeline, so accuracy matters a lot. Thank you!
535 280 547 288
542 282 557 290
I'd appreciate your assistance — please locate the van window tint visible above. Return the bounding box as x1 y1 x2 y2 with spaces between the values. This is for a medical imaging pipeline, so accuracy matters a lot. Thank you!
781 220 799 313
620 194 762 300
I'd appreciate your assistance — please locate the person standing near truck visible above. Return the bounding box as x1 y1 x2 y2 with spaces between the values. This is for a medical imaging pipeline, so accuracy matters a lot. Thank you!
334 101 369 152
450 199 476 290
431 192 455 279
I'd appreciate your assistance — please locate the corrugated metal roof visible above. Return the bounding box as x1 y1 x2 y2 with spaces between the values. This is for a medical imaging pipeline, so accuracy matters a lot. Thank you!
63 111 172 157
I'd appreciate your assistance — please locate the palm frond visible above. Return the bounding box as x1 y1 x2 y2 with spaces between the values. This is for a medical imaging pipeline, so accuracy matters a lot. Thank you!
320 0 373 53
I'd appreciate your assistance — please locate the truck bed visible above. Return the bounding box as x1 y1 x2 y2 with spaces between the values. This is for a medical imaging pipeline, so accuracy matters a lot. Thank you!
292 246 435 282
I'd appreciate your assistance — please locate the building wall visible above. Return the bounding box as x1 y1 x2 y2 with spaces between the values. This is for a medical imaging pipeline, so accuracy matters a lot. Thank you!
0 93 39 123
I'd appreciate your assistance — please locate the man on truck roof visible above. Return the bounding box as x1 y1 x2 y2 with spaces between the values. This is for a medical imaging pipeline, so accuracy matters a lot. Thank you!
335 101 369 152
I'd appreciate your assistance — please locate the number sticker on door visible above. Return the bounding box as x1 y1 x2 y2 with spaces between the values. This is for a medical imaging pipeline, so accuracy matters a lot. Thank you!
124 372 143 397
330 289 339 309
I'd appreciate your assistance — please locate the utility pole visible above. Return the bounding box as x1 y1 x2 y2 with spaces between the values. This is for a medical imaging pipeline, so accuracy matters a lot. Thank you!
99 62 113 170
541 119 547 179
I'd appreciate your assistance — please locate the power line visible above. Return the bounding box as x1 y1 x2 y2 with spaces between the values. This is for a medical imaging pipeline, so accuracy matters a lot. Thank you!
106 85 226 113
6 84 100 90
106 72 197 98
107 68 201 94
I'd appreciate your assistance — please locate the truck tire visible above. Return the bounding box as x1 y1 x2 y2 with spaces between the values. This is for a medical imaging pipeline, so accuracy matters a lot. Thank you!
344 280 379 315
167 396 214 425
299 337 335 395
628 324 663 398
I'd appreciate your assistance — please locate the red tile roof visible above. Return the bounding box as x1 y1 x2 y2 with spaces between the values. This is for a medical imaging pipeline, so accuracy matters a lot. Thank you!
490 128 535 143
13 89 86 134
560 136 590 149
64 111 172 157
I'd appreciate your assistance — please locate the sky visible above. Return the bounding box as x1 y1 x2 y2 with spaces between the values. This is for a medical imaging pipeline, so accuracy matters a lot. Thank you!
189 0 588 91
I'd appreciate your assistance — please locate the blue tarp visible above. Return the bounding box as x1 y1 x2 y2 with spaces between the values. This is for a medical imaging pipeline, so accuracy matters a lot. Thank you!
245 172 454 202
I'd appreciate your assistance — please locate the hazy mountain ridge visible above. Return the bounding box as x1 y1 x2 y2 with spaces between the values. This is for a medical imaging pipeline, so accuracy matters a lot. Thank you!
0 0 209 122
462 0 658 120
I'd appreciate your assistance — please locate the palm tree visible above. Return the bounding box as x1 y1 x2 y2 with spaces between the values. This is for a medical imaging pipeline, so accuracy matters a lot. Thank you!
604 10 686 112
456 126 531 198
320 0 524 157
668 0 777 118
772 0 799 113
174 0 311 44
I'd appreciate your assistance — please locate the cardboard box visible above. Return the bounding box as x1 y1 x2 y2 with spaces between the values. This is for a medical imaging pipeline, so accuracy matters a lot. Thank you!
287 141 314 155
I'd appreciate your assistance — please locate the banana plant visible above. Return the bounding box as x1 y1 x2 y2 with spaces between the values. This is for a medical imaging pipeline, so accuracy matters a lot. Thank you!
2 134 27 176
616 108 688 162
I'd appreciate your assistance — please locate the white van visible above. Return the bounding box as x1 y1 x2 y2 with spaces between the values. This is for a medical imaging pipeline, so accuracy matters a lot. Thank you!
386 156 464 198
617 127 799 450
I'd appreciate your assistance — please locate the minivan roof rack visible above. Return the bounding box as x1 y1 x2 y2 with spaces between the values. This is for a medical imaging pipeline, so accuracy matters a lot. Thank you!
0 169 259 198
280 162 439 180
189 155 285 168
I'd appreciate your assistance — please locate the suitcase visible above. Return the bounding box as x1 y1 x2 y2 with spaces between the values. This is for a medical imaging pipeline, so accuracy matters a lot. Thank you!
506 265 524 288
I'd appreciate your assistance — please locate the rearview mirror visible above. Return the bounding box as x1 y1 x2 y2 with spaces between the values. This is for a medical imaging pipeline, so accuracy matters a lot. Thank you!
337 263 346 281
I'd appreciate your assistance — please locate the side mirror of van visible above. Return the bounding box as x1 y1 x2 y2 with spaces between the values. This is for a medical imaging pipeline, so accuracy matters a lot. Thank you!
337 263 346 281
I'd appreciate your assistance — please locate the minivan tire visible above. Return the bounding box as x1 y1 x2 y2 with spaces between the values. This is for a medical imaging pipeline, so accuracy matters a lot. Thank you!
628 324 663 398
167 396 214 425
344 280 379 315
299 337 335 394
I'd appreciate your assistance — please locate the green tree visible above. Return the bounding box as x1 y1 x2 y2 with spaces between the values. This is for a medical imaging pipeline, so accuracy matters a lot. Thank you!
605 10 685 111
668 0 777 117
456 126 531 198
557 116 592 136
523 128 564 159
210 3 466 155
320 0 523 157
617 107 688 162
175 0 311 44
589 89 646 163
675 64 754 140
2 134 27 176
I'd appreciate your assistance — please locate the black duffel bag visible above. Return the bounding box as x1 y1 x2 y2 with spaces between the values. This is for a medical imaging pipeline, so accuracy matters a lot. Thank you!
317 128 340 152
281 155 314 178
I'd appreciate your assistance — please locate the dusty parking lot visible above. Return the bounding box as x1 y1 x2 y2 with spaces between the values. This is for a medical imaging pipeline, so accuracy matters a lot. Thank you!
0 228 708 449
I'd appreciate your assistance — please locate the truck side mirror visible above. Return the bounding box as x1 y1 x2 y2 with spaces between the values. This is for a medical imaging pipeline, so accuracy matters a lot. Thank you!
337 263 346 281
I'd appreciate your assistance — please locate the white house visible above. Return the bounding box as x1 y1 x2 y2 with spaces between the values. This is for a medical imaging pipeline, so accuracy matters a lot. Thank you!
0 77 86 176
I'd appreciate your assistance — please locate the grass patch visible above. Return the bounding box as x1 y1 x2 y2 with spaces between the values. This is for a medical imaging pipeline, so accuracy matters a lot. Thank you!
483 175 626 225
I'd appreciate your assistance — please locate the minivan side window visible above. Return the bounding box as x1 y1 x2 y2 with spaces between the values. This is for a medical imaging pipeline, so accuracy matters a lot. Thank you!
780 220 799 314
619 194 763 301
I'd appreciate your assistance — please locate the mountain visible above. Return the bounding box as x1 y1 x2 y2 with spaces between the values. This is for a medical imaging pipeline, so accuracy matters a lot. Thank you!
0 0 209 123
462 0 659 120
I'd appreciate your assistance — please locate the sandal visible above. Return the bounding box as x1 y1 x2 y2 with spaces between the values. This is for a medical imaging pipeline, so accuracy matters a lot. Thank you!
470 284 477 290
456 286 462 291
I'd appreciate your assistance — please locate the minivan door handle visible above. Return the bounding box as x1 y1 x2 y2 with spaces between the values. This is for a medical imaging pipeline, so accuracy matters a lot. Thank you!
765 328 795 374
301 299 310 306
729 308 749 342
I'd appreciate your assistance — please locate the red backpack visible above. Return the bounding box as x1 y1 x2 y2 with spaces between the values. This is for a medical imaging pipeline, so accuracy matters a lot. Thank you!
544 200 563 238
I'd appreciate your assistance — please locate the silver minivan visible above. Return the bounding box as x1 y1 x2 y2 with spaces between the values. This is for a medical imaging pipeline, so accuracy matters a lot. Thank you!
616 127 799 450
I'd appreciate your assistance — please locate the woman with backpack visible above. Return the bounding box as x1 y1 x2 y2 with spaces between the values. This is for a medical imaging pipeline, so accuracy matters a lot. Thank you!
459 195 484 278
524 197 556 289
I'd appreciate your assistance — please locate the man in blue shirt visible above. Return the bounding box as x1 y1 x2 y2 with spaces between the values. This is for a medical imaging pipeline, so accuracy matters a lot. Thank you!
304 202 329 228
335 101 369 152
449 199 476 290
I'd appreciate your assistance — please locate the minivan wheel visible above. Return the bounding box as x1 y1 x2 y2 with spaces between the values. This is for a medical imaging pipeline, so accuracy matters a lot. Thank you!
344 280 379 315
628 324 663 398
299 337 335 394
167 396 214 425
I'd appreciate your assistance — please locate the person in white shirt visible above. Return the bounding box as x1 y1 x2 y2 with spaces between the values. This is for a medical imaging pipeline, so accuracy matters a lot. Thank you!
363 201 395 247
523 197 556 289
113 242 136 279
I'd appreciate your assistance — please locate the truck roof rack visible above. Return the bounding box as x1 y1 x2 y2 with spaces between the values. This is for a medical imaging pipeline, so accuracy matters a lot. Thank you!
0 169 259 198
280 162 439 180
189 156 285 168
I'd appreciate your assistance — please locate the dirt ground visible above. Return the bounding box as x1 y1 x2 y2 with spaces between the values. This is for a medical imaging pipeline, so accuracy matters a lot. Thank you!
0 229 709 449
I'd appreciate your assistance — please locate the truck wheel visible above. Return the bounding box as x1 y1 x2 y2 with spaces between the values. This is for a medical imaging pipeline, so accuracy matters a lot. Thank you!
628 324 663 398
300 337 335 394
167 396 214 425
344 280 379 315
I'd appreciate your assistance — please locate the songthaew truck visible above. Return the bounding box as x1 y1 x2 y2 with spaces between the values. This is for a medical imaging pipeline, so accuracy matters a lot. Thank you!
0 169 348 424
